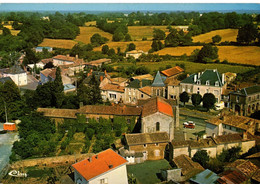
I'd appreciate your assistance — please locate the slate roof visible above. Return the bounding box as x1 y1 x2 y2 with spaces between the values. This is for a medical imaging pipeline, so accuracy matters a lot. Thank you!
72 149 127 181
173 154 204 176
140 96 174 117
79 105 142 116
171 137 216 149
151 71 165 87
206 114 260 131
0 77 13 84
181 69 224 87
125 132 169 145
161 66 184 77
190 169 219 184
231 85 260 96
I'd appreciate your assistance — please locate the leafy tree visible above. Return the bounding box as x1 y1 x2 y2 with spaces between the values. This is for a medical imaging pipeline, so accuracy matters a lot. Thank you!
180 91 189 106
112 31 124 42
153 28 165 40
127 43 136 52
191 93 202 107
107 48 116 56
102 45 109 55
135 66 150 75
218 147 241 162
23 48 38 66
237 23 258 44
90 33 108 46
44 61 54 69
192 150 209 168
124 33 132 41
2 27 11 36
197 44 218 63
188 25 202 36
212 35 222 44
34 82 55 107
202 93 216 111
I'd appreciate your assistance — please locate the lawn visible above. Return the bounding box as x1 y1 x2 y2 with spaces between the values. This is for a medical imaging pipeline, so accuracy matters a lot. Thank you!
127 159 171 184
192 29 238 43
110 60 254 74
155 46 260 66
128 26 168 41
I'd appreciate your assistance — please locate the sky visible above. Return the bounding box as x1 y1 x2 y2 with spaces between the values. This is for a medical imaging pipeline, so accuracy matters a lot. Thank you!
0 3 259 12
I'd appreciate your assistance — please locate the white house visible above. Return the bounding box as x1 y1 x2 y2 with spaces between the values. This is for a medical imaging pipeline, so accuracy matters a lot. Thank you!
126 50 147 59
0 65 27 86
72 149 128 184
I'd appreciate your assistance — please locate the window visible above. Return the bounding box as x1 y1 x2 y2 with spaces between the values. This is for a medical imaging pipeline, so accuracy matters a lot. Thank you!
157 89 160 96
109 94 116 99
249 97 251 101
188 88 191 93
197 80 201 85
100 178 108 184
236 96 239 102
156 122 160 131
206 80 210 85
141 94 144 98
215 81 219 86
129 97 131 102
155 143 159 146
206 89 209 93
86 117 89 123
144 144 147 148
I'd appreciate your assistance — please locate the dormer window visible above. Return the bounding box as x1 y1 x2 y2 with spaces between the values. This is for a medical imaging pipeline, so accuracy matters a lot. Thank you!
206 80 210 85
196 80 201 85
215 81 219 86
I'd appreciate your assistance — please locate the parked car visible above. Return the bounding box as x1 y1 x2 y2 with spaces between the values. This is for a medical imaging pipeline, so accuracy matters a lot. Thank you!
184 122 195 129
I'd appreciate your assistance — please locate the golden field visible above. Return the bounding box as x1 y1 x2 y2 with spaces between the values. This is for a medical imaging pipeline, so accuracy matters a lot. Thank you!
75 27 113 44
85 21 96 26
39 38 77 49
0 29 20 36
128 26 168 41
192 29 238 43
156 46 260 66
93 40 153 52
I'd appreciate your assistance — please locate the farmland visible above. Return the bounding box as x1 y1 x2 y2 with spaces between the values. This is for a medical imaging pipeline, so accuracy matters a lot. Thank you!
0 25 20 35
156 46 260 66
128 26 168 41
39 38 77 49
192 29 238 43
110 60 254 75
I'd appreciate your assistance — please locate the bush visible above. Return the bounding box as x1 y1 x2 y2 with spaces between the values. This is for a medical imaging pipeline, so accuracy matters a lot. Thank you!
222 59 229 64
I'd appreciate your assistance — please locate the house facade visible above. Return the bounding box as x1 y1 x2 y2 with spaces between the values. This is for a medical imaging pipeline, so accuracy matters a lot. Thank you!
180 69 226 103
72 149 128 184
1 65 27 86
52 54 84 66
229 85 260 116
124 132 169 161
126 50 147 59
101 83 125 103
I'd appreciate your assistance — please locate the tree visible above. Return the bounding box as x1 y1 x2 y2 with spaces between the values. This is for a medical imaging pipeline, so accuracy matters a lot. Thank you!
90 33 108 46
179 91 189 106
191 93 202 107
212 35 222 44
197 44 218 63
43 61 54 69
127 43 136 52
112 31 124 42
124 33 132 41
192 150 209 168
237 23 258 44
218 147 241 163
102 45 109 55
202 93 216 111
2 27 11 36
53 67 64 108
107 48 116 56
153 28 165 40
23 48 38 66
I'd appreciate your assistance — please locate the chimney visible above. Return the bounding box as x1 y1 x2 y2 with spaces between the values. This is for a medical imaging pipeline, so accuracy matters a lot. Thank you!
222 73 225 85
76 54 78 60
140 80 143 88
95 155 98 159
100 75 103 82
198 72 201 78
187 74 190 77
243 132 247 140
194 74 197 82
109 164 113 169
104 70 107 76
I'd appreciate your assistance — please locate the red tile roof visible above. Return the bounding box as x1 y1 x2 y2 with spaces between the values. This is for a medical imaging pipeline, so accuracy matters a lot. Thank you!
218 170 247 184
161 66 184 77
139 86 152 96
125 132 169 145
72 149 127 181
37 108 78 119
53 55 84 63
141 97 174 117
101 83 125 93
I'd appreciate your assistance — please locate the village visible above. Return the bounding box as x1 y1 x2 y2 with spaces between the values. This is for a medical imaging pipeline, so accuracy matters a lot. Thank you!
0 3 260 184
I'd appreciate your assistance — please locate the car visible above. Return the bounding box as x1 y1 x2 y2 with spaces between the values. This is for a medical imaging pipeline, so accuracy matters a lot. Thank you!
188 121 195 125
184 122 195 129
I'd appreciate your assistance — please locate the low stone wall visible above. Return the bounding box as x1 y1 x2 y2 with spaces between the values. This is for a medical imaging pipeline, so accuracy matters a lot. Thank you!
11 153 94 169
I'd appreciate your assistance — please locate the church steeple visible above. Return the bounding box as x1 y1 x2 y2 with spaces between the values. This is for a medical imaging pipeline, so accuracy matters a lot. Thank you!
151 71 165 87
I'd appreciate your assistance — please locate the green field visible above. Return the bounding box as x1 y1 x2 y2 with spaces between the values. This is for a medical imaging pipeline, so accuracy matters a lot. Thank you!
127 160 171 184
110 60 255 75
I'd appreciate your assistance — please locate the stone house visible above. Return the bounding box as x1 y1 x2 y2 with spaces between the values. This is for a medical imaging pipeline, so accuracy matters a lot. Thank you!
206 114 260 136
124 132 169 161
52 54 84 66
180 69 226 103
161 66 184 100
171 132 256 159
125 50 147 59
72 149 128 184
100 83 125 103
0 65 27 86
229 85 260 116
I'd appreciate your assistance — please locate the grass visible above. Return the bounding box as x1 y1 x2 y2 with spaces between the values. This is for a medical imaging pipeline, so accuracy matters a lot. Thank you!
39 38 77 49
192 29 238 43
75 27 113 44
127 159 171 184
128 26 168 41
110 60 254 74
26 167 54 178
156 46 260 66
